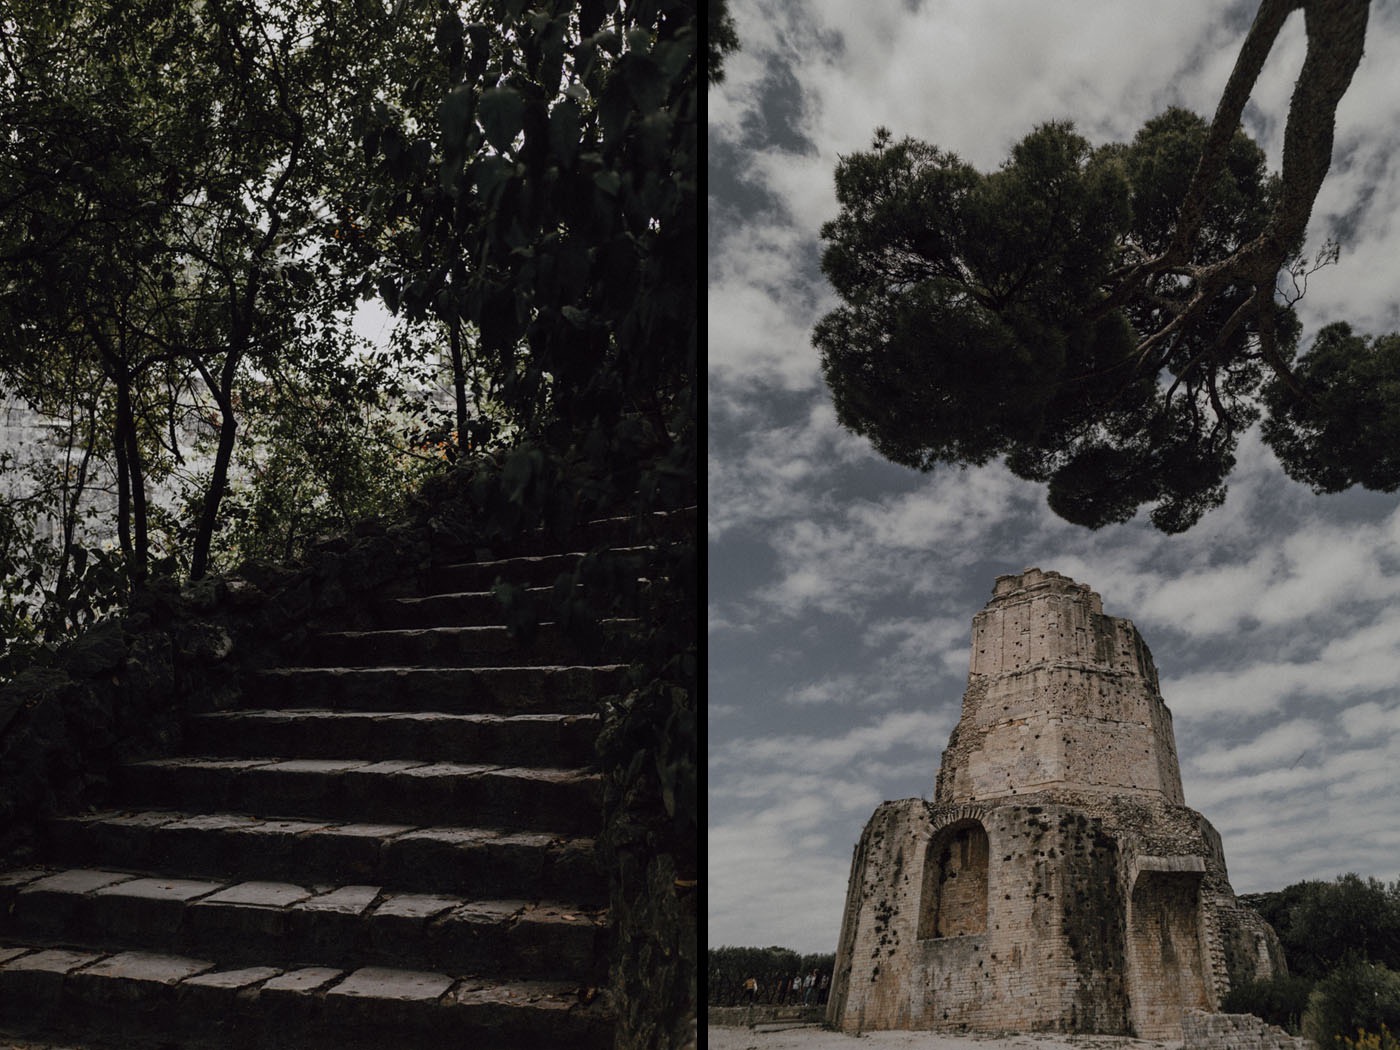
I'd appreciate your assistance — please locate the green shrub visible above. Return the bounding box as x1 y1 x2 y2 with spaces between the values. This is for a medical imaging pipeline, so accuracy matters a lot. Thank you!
1303 959 1400 1046
1222 973 1315 1032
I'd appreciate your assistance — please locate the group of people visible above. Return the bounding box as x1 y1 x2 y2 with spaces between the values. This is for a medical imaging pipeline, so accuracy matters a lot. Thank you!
741 969 829 1006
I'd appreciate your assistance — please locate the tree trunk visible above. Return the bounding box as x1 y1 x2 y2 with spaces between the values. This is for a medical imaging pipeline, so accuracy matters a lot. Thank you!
189 355 239 582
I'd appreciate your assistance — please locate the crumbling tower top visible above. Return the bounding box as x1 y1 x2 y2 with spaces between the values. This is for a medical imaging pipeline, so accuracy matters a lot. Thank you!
934 567 1184 806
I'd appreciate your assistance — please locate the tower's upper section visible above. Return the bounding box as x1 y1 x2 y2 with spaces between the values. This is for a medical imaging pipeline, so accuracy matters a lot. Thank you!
934 568 1185 806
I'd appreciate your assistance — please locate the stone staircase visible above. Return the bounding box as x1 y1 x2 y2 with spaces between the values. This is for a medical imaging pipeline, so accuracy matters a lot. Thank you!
0 514 685 1049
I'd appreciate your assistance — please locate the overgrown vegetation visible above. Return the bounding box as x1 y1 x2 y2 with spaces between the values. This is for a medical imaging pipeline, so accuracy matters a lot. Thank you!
1230 874 1400 1041
707 946 837 1007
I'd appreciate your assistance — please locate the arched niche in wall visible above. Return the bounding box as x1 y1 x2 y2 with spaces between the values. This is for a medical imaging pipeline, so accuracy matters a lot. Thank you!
917 819 989 939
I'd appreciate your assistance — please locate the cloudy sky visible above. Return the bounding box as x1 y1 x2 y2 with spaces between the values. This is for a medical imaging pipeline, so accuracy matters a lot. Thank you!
708 1 1400 956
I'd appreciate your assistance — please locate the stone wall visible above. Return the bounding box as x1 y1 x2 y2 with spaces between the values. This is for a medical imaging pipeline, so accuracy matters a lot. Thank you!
1183 1010 1314 1050
937 569 1183 806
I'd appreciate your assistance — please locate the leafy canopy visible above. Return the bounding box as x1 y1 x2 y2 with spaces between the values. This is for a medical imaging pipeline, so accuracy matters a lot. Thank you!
816 0 1381 533
818 111 1283 532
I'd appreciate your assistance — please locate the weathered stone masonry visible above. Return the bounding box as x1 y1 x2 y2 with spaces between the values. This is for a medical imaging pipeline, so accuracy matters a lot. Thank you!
828 569 1285 1039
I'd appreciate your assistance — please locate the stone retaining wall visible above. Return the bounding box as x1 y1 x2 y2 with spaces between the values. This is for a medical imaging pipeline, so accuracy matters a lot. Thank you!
1183 1010 1315 1050
707 1005 825 1027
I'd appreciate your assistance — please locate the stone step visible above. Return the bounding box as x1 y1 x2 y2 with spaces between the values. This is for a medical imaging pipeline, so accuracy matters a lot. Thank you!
428 552 596 592
377 586 554 629
376 584 651 630
501 506 698 557
185 710 600 768
47 810 606 905
241 664 629 716
299 622 631 670
0 941 611 1050
424 547 659 594
115 757 602 836
0 868 605 981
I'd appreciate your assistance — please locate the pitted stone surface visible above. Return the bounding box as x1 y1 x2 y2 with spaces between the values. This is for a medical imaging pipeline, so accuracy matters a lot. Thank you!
326 966 455 1002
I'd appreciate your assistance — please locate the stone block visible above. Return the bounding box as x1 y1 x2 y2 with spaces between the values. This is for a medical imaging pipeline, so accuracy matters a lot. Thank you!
0 947 105 1006
295 884 382 915
259 967 344 998
327 967 455 1003
73 951 216 1002
182 966 282 991
0 947 102 974
372 893 460 921
90 876 228 937
19 869 137 896
196 881 312 909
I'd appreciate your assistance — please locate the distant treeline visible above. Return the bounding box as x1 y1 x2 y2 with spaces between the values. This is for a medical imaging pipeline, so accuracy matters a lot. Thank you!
708 946 836 1007
1229 873 1400 1043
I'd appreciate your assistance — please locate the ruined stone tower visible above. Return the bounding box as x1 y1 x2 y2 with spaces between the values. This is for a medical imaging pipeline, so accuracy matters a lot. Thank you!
827 569 1284 1038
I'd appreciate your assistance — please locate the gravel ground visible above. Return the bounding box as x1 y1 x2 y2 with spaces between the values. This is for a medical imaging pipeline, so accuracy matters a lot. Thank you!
706 1024 1182 1050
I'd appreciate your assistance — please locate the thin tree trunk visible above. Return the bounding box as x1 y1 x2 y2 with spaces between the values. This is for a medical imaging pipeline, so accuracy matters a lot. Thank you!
189 354 239 582
449 311 468 459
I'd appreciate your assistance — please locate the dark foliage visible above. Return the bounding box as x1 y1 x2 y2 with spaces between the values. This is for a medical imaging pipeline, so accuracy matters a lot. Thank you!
1221 973 1316 1033
1304 958 1400 1046
816 0 1383 533
816 112 1282 533
707 946 836 1007
1243 874 1400 980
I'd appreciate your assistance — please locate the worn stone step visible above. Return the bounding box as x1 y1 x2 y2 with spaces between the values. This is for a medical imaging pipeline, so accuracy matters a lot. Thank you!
115 757 603 836
299 622 632 670
47 811 606 905
377 586 553 629
240 664 628 716
185 710 600 768
442 506 694 562
0 942 611 1050
0 868 605 981
428 552 595 592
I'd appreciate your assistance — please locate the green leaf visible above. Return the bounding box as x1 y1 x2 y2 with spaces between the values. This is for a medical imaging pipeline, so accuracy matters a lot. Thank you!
480 87 524 152
441 84 475 154
474 155 515 208
548 98 581 166
593 170 622 197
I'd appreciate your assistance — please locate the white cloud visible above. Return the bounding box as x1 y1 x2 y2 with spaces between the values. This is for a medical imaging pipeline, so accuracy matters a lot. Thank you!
714 708 953 774
1189 718 1323 776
